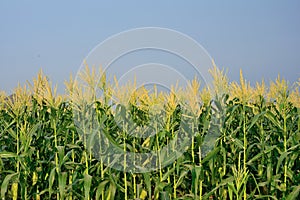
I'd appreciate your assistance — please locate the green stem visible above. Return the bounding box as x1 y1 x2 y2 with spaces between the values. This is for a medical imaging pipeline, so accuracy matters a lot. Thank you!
133 174 137 199
283 103 287 193
99 131 104 200
156 123 162 182
243 104 247 200
133 138 136 199
199 146 202 200
192 122 195 164
173 162 176 199
123 122 128 200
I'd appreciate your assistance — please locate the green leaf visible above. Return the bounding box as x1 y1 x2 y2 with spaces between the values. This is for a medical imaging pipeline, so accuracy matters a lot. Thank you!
247 111 266 131
160 191 170 200
1 172 18 199
287 185 300 200
143 173 151 198
0 151 18 158
247 145 276 165
48 168 56 197
202 147 220 163
192 165 201 194
84 173 92 200
265 111 283 130
154 182 168 199
162 167 175 182
227 182 238 197
3 120 16 139
95 180 109 200
177 170 189 188
107 179 117 200
276 151 290 174
58 172 67 199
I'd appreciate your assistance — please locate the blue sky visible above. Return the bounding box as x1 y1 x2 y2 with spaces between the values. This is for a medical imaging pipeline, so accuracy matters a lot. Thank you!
0 1 299 94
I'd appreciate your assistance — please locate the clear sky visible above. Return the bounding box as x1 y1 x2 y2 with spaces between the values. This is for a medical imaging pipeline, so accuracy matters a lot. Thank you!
0 0 299 94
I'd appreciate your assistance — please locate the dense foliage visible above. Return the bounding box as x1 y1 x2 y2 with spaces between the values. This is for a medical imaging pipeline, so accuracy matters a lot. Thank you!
0 67 299 199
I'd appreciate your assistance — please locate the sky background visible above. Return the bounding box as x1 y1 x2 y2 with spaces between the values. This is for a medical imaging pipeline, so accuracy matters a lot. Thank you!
0 0 299 94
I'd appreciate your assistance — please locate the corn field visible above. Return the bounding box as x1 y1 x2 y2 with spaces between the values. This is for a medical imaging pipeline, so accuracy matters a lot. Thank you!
0 66 299 200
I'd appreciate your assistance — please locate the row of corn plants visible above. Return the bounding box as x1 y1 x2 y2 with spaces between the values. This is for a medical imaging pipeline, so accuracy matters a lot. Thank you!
0 66 299 199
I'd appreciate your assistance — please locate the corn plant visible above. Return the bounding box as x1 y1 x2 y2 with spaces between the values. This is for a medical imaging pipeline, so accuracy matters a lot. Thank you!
0 66 299 199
